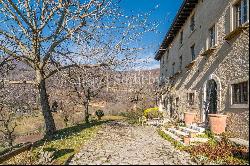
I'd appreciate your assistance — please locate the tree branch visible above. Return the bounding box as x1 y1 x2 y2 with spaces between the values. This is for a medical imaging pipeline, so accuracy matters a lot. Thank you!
45 63 107 79
6 0 35 31
1 1 31 39
0 45 34 69
0 29 30 55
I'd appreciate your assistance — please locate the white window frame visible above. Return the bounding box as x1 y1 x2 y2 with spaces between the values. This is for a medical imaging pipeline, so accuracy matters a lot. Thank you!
232 0 249 31
187 91 196 106
207 24 218 48
241 0 249 24
190 14 195 33
166 49 169 62
180 31 184 46
229 78 249 109
179 55 183 71
207 24 218 49
161 55 165 66
191 44 195 61
172 62 175 76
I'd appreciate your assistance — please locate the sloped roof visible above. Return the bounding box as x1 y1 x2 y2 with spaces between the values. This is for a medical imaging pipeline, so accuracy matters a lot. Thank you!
155 0 199 60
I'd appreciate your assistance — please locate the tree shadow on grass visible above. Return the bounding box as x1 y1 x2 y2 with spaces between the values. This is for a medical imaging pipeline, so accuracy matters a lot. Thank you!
43 147 74 160
33 120 112 148
65 154 75 165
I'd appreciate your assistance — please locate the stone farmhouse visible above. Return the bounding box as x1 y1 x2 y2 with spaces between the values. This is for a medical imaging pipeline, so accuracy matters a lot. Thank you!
155 0 249 139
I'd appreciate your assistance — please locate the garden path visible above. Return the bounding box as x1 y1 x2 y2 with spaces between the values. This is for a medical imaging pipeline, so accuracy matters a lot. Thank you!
70 121 196 165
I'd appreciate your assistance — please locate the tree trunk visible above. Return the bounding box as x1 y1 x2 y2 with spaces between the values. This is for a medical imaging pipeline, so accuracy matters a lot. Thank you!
84 102 90 124
7 133 13 148
36 70 56 137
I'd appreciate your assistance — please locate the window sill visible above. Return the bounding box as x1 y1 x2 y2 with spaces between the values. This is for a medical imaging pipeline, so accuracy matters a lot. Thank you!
169 75 175 80
224 23 249 41
174 71 182 77
170 71 182 80
185 60 196 70
230 104 249 109
188 28 197 38
201 45 218 57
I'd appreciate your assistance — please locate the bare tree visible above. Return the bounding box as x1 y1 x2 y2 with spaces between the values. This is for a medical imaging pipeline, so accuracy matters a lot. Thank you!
0 0 158 136
67 67 108 123
0 0 116 136
116 70 160 111
0 104 18 148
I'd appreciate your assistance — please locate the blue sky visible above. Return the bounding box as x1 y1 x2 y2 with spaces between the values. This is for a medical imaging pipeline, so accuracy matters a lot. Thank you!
0 0 183 70
119 0 183 69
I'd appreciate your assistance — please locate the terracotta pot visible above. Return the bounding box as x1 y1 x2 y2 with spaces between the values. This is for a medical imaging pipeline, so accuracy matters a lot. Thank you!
208 114 227 135
183 136 190 145
184 112 197 126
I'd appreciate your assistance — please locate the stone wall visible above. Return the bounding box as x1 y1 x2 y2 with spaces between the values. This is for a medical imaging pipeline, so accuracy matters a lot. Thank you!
159 0 249 139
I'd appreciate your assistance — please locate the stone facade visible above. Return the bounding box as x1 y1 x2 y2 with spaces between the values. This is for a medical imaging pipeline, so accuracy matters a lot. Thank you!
156 0 249 139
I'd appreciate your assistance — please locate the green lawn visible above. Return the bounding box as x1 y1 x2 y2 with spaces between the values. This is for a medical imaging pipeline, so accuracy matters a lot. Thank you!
3 119 112 165
0 145 6 154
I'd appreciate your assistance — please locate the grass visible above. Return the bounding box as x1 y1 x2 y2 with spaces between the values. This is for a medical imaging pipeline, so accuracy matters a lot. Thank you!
196 134 210 139
0 145 6 154
2 118 117 165
14 113 45 136
157 129 186 151
101 115 126 121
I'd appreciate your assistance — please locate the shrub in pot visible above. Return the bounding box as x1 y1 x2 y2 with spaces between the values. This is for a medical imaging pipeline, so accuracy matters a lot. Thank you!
95 110 104 120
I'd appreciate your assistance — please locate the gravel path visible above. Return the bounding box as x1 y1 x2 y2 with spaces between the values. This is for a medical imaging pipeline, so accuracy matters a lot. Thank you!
70 121 196 165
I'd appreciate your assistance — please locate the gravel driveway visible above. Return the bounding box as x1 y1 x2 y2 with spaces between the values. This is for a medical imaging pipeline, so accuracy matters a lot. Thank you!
70 121 196 165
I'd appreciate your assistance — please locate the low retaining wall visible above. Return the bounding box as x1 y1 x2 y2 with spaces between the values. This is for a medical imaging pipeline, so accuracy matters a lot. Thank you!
0 142 33 163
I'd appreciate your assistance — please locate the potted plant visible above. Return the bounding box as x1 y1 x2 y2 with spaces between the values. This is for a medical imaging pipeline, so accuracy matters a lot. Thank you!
184 112 197 125
208 114 227 134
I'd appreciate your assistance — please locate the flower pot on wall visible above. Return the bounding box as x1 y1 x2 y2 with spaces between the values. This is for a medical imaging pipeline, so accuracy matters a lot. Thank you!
208 114 227 135
184 112 197 126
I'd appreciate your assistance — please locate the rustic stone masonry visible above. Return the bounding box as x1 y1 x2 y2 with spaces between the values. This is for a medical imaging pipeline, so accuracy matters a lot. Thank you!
155 0 249 139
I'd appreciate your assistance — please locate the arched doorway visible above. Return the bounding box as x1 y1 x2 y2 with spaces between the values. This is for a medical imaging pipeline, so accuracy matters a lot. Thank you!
202 74 222 123
204 79 218 125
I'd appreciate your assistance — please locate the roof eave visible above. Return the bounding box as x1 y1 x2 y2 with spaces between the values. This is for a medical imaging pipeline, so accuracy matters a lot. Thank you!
154 0 199 61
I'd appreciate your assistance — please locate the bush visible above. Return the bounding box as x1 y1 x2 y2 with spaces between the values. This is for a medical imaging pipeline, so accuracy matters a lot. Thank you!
119 109 144 124
186 139 249 165
95 110 104 120
143 107 162 119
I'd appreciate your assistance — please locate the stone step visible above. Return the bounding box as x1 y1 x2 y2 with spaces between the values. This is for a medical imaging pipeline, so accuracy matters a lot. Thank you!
168 128 189 137
146 120 159 126
187 124 206 133
190 137 209 143
179 127 199 134
179 127 206 137
162 129 182 143
229 138 249 148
